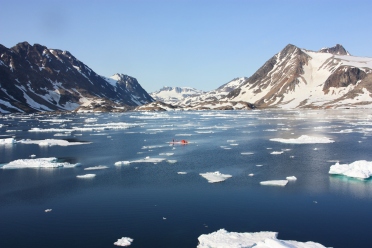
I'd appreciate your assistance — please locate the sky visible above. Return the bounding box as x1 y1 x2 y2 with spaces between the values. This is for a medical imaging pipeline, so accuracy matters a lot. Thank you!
1 0 372 93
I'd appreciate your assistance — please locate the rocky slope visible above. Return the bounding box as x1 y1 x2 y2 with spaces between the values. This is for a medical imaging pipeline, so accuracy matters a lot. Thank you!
0 42 153 113
166 44 372 110
225 44 372 108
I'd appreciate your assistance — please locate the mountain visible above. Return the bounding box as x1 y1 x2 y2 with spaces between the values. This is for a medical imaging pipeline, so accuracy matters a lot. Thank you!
150 86 204 104
0 42 153 113
166 44 371 110
224 44 372 108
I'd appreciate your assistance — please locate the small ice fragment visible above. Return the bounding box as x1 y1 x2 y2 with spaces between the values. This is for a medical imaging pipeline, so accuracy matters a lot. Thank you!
270 151 283 155
45 209 52 212
260 180 288 186
177 172 187 174
84 165 108 170
114 237 133 247
76 174 96 179
115 161 131 166
241 152 254 155
163 217 167 220
199 171 232 183
286 176 297 181
248 173 254 177
167 160 177 164
30 154 36 158
256 164 263 167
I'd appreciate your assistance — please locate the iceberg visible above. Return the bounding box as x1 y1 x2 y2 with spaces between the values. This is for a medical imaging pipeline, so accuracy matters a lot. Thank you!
270 135 334 144
199 171 232 183
260 180 288 186
329 160 372 179
114 237 133 247
1 157 79 169
197 229 327 248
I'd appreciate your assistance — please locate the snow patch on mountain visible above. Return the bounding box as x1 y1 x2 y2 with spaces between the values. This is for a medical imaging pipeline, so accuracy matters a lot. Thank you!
150 86 204 104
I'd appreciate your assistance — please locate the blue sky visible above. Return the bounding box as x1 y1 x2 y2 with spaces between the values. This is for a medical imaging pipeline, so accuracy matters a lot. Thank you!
1 0 372 92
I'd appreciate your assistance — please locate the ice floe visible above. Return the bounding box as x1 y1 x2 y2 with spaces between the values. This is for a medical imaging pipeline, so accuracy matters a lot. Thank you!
1 157 80 169
197 229 326 248
114 237 133 247
44 209 52 213
177 172 187 174
115 157 166 165
76 174 96 179
286 176 297 181
18 139 91 146
84 165 108 170
0 138 16 144
260 180 288 186
270 151 284 155
199 171 232 183
270 135 334 144
329 160 372 179
241 152 254 155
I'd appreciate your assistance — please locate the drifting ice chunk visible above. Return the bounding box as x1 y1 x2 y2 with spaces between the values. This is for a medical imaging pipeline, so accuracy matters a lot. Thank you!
76 174 96 178
271 151 284 155
329 160 372 179
167 160 177 164
286 176 297 181
241 152 254 155
270 135 334 144
115 161 131 166
44 209 52 212
0 138 16 144
197 229 326 248
18 139 91 146
1 157 79 169
199 171 232 183
177 172 187 174
84 165 108 170
114 237 133 247
260 180 288 186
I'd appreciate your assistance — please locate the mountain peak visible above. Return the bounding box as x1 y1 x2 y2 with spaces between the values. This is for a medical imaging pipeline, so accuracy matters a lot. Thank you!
319 44 350 55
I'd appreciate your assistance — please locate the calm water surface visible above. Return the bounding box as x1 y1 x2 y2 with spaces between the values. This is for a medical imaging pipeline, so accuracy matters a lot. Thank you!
1 110 372 247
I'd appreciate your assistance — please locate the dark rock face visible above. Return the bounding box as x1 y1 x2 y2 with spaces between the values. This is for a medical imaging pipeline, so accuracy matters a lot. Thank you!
323 67 367 92
319 44 350 55
0 42 153 113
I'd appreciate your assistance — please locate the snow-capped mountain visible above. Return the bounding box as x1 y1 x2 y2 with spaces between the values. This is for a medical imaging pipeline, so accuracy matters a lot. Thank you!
224 44 372 109
171 44 371 110
150 86 204 104
0 42 153 113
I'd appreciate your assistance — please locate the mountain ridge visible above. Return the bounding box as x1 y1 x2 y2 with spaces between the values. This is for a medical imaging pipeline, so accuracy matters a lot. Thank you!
0 42 153 113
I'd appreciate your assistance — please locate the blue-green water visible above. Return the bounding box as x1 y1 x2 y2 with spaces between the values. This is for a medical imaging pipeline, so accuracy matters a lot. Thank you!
1 110 372 247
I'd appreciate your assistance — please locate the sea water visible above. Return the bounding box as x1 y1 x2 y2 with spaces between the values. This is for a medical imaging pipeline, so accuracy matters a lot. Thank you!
1 110 372 247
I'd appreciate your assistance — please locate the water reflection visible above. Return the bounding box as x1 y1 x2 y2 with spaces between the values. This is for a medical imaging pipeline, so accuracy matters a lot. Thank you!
329 175 372 199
